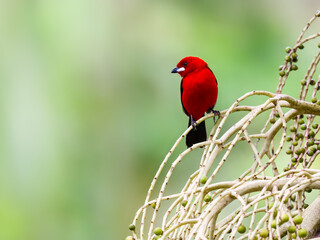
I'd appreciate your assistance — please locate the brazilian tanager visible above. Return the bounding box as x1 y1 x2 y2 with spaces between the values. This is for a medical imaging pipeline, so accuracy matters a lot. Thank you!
171 56 219 148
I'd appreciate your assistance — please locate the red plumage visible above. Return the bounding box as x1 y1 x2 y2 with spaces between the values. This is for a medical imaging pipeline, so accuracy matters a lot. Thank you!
172 56 218 147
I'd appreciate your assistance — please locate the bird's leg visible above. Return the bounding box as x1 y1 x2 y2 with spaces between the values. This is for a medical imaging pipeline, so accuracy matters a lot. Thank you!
190 114 197 130
208 108 220 123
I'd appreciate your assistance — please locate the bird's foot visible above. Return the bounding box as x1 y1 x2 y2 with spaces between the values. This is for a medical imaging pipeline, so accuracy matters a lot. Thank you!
190 115 197 130
209 109 220 124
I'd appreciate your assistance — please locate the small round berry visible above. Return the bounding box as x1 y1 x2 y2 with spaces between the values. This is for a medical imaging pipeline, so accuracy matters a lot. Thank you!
291 157 297 163
129 224 136 231
281 214 289 223
285 56 291 62
237 225 246 234
293 215 303 224
307 140 314 146
292 52 297 59
290 126 297 132
298 44 304 49
301 80 306 85
286 137 292 142
306 187 312 193
279 71 285 77
308 131 315 138
154 227 163 236
292 141 298 146
181 200 188 207
303 203 309 208
297 133 304 139
292 65 298 71
310 79 316 85
286 149 292 155
200 176 207 184
292 233 296 239
271 220 277 228
312 98 317 103
307 150 314 156
301 124 307 130
260 228 269 238
317 100 320 105
298 228 307 238
288 225 296 233
285 47 292 53
204 194 211 202
275 112 280 118
312 124 318 129
270 118 276 124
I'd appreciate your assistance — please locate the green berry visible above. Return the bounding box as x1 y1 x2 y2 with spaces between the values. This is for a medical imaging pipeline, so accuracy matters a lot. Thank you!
129 224 135 231
271 220 277 228
312 98 317 103
307 140 314 146
200 176 207 184
285 47 292 53
306 187 312 193
292 65 298 71
303 203 309 208
285 56 291 62
292 233 296 239
204 194 211 202
288 225 296 233
270 118 276 124
283 167 289 172
318 43 320 48
290 126 297 132
293 215 303 224
281 214 289 223
318 144 320 150
301 124 307 130
297 133 304 139
307 150 314 156
237 225 246 234
275 112 280 118
260 228 269 238
286 149 292 154
181 200 188 207
292 52 297 59
317 100 320 105
154 227 163 236
298 228 307 238
301 80 306 85
310 79 316 85
252 236 258 240
291 157 297 163
279 71 285 77
298 44 304 49
312 124 318 129
292 141 298 146
298 119 305 124
286 137 292 142
309 131 315 138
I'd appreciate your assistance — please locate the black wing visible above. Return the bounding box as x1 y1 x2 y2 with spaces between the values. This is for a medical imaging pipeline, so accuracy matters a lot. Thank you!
180 78 189 116
208 66 218 86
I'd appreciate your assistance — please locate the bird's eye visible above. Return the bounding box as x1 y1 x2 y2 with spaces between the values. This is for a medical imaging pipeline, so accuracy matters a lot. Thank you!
184 62 188 66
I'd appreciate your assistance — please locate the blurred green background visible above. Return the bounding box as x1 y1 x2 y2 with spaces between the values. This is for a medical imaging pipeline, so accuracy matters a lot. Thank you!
0 1 319 239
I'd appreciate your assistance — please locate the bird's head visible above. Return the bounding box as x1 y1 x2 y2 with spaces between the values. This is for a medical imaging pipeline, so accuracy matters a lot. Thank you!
171 56 208 77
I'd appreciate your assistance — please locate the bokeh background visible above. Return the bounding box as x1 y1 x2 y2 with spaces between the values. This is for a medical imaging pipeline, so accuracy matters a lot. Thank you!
0 1 320 239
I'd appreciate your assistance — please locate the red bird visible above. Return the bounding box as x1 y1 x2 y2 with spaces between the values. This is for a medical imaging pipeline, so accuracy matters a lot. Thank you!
171 56 219 148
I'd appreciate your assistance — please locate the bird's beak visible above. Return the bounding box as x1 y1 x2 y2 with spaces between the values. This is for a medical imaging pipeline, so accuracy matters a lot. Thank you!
171 67 185 73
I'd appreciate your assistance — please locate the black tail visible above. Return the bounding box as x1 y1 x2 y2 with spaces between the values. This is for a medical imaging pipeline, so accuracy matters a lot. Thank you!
186 118 207 148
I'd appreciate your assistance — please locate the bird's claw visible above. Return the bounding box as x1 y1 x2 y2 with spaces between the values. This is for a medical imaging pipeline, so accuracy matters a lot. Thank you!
190 115 197 130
